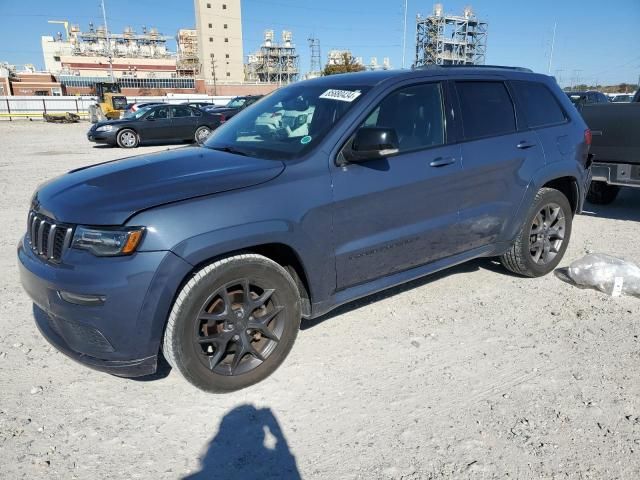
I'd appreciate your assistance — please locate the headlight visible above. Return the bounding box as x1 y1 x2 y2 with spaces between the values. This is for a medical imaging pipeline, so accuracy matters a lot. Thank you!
95 125 114 132
71 226 145 256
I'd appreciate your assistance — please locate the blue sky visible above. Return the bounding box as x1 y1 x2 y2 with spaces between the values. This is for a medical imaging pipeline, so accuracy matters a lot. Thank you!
0 0 638 86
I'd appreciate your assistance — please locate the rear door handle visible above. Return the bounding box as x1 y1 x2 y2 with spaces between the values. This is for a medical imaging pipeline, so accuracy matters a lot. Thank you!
429 156 456 168
517 141 536 149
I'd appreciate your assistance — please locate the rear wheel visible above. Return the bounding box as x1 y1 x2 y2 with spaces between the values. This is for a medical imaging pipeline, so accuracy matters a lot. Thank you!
163 254 301 393
501 187 572 277
194 126 212 144
116 129 139 148
586 181 620 205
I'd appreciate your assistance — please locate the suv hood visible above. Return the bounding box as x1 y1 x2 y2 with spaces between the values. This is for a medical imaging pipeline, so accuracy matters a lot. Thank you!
33 147 285 225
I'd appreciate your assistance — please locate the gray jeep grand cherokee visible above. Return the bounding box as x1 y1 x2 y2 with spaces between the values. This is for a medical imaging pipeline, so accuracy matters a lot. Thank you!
19 66 591 392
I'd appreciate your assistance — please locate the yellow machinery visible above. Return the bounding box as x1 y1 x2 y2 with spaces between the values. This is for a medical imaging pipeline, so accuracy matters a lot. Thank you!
88 82 128 123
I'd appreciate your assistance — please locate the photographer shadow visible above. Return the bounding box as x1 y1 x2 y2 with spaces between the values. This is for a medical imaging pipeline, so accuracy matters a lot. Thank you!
184 404 301 480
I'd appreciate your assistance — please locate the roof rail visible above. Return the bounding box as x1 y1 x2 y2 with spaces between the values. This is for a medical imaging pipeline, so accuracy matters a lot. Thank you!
414 64 533 73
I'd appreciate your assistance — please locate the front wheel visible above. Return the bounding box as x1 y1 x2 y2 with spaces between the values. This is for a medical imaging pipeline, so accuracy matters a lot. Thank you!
501 187 573 277
194 126 212 144
163 254 301 393
116 128 139 148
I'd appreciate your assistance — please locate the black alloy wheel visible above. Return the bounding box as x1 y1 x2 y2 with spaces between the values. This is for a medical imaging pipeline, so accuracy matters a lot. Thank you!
163 254 301 393
194 280 285 376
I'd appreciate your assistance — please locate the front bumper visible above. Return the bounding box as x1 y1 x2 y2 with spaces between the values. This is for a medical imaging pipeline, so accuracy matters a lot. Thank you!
87 129 117 144
18 237 193 377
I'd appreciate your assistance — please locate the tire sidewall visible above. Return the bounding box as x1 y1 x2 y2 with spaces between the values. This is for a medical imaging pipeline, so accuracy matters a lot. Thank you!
518 189 573 276
169 257 301 393
195 126 211 144
117 129 138 148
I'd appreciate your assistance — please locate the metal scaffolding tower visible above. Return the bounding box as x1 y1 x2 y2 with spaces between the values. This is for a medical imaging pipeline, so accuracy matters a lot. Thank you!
308 36 321 76
246 30 300 84
414 4 487 67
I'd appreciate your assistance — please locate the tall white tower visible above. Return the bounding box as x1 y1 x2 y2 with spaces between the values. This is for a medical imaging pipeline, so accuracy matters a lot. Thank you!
194 0 244 84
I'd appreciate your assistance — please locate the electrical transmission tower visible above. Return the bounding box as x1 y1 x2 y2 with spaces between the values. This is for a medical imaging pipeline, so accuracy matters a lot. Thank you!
308 36 321 75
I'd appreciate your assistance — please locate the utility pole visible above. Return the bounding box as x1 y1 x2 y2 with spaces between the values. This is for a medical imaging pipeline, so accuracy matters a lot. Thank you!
100 0 114 82
547 21 557 74
211 58 217 95
402 0 408 68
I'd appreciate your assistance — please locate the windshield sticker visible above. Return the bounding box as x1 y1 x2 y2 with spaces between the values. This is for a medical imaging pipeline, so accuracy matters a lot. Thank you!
300 135 312 144
319 89 362 102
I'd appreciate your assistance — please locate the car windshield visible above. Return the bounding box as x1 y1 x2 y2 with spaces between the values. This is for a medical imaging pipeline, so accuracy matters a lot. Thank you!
204 84 371 160
226 98 247 108
125 105 154 119
567 93 586 104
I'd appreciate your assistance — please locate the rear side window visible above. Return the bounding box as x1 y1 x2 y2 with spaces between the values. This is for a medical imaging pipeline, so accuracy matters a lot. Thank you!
456 81 516 141
511 80 567 128
171 106 193 118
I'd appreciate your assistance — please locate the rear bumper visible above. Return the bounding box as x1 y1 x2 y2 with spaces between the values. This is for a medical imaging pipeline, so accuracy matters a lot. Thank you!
591 162 640 188
18 236 193 377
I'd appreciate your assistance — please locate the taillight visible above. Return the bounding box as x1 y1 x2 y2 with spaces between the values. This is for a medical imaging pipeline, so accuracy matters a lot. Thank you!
584 128 592 146
219 114 226 123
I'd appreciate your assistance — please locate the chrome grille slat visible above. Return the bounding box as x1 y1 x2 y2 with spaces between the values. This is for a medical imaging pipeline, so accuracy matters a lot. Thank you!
26 210 73 263
30 215 39 250
63 227 73 250
37 219 46 254
47 224 57 259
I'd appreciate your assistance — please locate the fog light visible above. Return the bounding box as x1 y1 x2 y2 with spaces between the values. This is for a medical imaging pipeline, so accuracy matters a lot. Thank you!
59 291 106 306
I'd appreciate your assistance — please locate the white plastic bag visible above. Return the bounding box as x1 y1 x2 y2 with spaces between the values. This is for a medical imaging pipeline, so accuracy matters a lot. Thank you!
567 254 640 297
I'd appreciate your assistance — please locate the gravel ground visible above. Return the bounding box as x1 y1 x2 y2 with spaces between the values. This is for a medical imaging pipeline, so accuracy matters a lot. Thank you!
1 121 639 479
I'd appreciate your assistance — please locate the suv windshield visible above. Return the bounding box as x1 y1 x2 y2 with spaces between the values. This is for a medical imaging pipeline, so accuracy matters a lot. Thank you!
204 84 370 160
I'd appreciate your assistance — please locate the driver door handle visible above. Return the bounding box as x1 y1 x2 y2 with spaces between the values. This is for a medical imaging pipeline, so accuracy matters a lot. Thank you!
429 157 456 168
517 140 536 149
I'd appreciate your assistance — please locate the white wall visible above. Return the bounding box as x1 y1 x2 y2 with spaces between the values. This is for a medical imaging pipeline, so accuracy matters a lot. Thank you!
0 95 234 120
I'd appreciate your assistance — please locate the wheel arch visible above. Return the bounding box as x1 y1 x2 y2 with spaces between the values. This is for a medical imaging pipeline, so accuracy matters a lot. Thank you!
176 242 312 319
542 176 579 214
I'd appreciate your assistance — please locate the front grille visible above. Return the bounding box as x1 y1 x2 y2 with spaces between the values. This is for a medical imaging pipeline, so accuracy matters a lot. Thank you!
27 211 73 263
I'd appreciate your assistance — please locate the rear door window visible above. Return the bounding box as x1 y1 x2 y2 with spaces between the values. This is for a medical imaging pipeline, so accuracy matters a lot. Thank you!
455 81 516 141
511 80 567 128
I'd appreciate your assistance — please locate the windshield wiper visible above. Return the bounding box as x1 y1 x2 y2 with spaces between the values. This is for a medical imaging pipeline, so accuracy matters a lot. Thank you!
207 145 250 157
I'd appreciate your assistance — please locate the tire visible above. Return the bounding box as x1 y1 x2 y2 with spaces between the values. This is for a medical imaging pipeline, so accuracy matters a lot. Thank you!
194 126 212 144
586 181 620 205
163 254 301 393
116 128 139 148
501 187 573 277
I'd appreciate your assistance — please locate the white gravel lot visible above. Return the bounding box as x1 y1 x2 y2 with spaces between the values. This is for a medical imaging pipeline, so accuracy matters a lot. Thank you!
0 121 639 479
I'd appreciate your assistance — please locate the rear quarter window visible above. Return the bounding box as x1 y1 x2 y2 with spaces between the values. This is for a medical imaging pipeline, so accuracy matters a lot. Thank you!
455 81 516 141
511 80 567 128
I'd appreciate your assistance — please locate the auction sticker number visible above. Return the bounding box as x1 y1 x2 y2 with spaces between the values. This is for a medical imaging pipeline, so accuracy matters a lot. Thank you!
319 89 362 102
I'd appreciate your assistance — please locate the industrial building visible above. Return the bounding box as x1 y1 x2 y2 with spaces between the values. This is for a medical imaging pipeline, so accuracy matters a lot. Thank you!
246 30 300 84
326 50 391 71
194 0 245 86
414 4 487 67
176 28 199 77
41 22 189 95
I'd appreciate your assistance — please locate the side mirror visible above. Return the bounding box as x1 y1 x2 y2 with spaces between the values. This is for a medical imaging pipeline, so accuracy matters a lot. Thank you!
343 127 400 163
